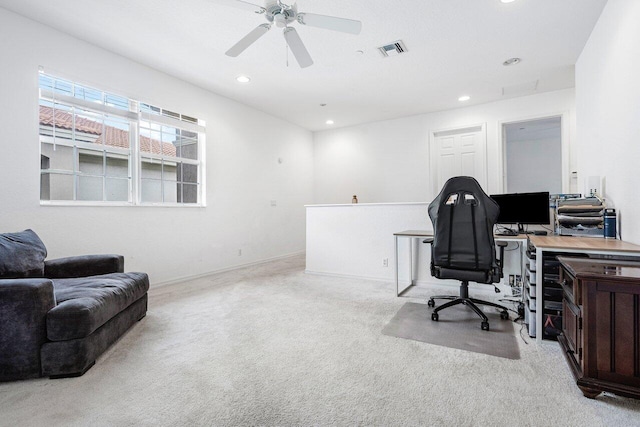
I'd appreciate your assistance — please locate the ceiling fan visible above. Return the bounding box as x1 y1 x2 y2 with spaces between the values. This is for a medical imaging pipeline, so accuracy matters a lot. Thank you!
223 0 362 68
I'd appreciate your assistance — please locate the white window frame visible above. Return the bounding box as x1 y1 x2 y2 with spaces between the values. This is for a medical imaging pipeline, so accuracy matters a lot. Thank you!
38 72 206 207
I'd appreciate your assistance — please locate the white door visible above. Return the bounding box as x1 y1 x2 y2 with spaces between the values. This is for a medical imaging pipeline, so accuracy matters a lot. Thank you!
430 124 487 194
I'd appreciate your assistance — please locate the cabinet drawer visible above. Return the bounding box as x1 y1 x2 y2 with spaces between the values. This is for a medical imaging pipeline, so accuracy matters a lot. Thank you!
560 267 580 305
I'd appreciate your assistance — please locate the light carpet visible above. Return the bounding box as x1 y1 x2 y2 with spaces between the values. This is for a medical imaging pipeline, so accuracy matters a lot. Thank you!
1 255 639 426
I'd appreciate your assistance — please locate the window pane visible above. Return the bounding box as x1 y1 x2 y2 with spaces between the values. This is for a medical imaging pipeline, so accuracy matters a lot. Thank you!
141 179 162 203
179 163 198 184
105 94 129 110
141 158 162 179
44 173 74 201
39 74 54 91
181 184 198 204
41 142 74 172
162 161 178 182
74 85 102 103
177 130 198 160
106 178 129 202
101 117 131 150
164 182 178 203
106 154 129 178
78 176 103 201
53 78 73 96
161 126 177 157
79 152 104 175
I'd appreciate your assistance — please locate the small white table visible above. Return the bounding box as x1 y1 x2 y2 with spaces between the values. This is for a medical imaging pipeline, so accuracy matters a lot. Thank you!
393 230 432 296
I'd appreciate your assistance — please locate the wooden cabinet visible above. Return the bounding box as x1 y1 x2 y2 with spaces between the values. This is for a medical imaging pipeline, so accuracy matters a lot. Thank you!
558 257 640 399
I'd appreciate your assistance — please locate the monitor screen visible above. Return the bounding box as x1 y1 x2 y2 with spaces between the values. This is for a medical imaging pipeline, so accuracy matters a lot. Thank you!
490 192 550 225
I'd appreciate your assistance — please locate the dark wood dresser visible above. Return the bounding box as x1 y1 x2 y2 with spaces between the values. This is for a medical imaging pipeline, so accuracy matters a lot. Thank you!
558 257 640 399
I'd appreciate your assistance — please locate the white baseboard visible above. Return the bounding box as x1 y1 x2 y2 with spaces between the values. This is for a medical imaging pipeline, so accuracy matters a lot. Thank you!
153 250 305 288
304 269 393 283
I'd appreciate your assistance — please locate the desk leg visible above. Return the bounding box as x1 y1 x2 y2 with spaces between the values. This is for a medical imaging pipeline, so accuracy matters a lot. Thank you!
396 235 416 297
395 235 399 296
409 237 414 286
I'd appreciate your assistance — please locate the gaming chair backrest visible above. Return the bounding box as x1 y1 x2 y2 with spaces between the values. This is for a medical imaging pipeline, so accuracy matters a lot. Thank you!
428 176 500 277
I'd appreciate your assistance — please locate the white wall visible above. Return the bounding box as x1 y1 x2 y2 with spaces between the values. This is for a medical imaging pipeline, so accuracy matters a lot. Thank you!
313 89 576 204
0 8 314 284
506 136 562 194
576 0 640 244
305 203 431 282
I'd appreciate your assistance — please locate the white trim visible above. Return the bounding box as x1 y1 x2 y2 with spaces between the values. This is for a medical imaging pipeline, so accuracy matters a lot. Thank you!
139 109 205 133
40 89 138 121
40 201 204 208
152 251 306 288
304 269 390 283
305 202 429 208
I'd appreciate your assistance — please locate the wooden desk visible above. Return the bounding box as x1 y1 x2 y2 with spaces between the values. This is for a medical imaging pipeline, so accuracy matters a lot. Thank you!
393 230 528 296
528 235 640 343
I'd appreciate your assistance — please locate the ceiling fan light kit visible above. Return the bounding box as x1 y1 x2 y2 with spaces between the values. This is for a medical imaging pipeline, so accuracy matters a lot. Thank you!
224 0 362 68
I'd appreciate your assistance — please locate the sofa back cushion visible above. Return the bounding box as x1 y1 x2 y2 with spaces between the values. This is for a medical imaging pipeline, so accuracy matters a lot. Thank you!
0 229 47 279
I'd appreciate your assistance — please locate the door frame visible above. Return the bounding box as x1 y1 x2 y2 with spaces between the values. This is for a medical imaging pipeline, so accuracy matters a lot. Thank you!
498 111 570 194
428 122 487 197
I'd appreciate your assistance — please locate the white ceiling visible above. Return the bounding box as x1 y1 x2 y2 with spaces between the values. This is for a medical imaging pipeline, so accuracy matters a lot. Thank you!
0 0 607 131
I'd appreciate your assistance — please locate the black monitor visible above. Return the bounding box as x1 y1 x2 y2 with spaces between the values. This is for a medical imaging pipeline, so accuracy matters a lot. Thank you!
490 192 550 229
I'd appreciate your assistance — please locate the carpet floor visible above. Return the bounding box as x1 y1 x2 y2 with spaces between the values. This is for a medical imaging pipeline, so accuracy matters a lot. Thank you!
1 255 639 426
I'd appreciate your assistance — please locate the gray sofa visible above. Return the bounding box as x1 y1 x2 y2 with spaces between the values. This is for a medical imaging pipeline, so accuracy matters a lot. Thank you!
0 229 149 381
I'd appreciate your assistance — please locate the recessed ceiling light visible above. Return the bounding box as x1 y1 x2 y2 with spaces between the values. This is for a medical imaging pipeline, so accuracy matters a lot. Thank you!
458 95 470 102
503 57 521 66
326 120 334 125
501 0 517 3
236 75 251 83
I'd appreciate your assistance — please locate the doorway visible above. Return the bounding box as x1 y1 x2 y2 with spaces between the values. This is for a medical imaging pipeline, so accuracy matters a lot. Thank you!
430 124 487 196
502 116 562 194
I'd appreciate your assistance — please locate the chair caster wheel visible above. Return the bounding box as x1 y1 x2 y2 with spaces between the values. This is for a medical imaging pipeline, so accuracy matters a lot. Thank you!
427 299 435 308
481 321 490 331
431 312 439 321
500 311 509 320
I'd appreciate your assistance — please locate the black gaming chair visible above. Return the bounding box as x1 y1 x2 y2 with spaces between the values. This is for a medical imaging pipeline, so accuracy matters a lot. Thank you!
424 176 509 331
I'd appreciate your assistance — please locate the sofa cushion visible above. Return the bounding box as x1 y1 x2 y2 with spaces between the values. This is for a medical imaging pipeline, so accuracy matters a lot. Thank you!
0 229 47 279
46 272 149 341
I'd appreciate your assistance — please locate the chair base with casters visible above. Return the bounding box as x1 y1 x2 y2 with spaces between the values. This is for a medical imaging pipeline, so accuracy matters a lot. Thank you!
428 280 510 331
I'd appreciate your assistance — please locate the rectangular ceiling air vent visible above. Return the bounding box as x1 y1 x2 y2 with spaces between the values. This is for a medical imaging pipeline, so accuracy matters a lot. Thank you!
378 40 408 57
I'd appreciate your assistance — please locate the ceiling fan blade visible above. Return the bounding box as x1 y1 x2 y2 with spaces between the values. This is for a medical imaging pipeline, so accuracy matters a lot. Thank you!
283 27 313 68
209 0 265 13
226 24 271 57
235 0 266 12
297 13 362 35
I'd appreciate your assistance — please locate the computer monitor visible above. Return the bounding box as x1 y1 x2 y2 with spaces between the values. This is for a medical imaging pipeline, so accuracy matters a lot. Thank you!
490 192 550 231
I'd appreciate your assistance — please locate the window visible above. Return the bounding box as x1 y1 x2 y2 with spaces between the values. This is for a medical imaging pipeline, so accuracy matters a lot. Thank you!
38 73 205 205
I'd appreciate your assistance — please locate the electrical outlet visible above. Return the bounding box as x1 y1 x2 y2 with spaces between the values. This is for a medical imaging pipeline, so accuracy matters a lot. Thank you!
238 249 242 256
270 200 277 207
383 258 389 267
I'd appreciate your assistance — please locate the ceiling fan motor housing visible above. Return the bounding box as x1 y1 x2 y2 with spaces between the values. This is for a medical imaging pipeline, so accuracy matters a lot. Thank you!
265 1 298 27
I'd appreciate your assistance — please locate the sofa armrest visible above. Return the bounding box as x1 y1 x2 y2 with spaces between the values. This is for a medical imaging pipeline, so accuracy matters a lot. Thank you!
44 254 124 278
0 278 55 380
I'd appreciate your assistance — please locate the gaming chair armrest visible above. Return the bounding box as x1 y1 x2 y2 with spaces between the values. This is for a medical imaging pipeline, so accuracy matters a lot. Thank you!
422 238 434 244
